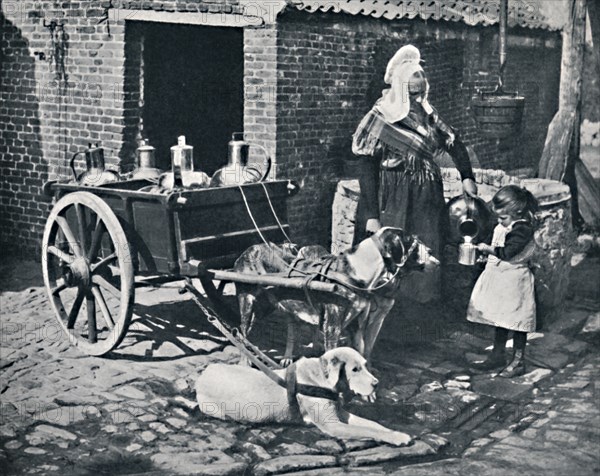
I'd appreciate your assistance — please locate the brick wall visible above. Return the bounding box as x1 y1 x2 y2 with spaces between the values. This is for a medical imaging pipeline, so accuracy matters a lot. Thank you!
1 2 561 254
274 11 560 246
243 24 277 172
0 0 242 255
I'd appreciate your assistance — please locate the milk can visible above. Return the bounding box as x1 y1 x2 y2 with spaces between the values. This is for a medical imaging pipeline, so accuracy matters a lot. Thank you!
131 140 162 181
170 135 194 187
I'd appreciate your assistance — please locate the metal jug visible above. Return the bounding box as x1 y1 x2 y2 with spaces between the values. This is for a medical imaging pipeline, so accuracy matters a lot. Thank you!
210 133 272 188
227 132 252 167
447 195 493 244
70 143 120 186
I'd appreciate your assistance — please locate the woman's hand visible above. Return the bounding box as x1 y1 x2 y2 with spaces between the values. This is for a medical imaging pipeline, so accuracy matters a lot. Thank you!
462 178 478 198
366 218 382 235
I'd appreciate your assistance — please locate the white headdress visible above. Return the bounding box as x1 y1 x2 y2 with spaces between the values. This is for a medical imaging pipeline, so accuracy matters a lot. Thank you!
376 45 435 123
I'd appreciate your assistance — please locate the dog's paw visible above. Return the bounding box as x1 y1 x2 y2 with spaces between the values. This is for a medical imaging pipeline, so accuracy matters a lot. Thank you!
280 358 293 368
386 431 412 447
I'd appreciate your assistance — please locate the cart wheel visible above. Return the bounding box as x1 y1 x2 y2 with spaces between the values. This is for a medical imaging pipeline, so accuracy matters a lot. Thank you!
42 191 135 356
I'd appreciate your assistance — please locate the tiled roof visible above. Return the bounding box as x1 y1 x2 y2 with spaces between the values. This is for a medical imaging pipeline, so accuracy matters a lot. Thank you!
288 0 558 31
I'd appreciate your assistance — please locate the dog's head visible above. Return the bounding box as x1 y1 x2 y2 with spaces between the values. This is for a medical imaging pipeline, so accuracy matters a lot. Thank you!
320 347 378 400
373 227 440 273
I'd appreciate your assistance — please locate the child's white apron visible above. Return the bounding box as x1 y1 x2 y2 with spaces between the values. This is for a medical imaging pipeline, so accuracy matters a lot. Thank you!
467 222 536 332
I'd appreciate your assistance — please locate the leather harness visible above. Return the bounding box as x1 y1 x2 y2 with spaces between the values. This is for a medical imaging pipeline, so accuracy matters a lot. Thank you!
285 362 339 422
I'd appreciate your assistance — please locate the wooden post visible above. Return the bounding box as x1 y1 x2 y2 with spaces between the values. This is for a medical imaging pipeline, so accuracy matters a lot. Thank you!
588 0 600 75
575 2 600 227
498 0 508 90
538 0 587 181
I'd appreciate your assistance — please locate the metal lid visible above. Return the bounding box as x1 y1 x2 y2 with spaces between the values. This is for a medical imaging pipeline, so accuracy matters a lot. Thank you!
137 140 155 152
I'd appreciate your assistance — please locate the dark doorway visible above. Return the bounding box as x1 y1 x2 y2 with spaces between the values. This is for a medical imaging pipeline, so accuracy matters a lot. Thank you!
143 23 243 175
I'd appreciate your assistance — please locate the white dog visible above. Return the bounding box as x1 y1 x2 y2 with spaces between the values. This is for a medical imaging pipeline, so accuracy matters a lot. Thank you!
195 347 412 446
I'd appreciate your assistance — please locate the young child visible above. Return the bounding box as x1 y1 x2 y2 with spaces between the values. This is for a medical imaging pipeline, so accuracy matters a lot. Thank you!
467 185 539 378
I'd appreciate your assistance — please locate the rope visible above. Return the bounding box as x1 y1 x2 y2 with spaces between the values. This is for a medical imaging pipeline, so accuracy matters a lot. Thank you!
260 182 293 244
237 185 271 248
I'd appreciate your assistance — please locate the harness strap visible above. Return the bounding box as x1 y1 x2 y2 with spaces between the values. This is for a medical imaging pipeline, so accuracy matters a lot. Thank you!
286 363 339 422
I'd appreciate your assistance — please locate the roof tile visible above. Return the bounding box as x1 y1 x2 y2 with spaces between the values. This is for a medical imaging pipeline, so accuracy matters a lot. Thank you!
288 0 557 31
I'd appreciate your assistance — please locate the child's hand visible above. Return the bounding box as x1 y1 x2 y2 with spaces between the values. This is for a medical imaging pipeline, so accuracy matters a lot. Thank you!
477 243 492 254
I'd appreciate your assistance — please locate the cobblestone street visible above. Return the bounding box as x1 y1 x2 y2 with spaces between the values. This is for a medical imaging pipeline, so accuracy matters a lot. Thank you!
1 252 598 475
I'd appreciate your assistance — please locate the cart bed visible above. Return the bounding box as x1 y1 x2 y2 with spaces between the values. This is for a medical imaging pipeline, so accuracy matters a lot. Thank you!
45 179 298 276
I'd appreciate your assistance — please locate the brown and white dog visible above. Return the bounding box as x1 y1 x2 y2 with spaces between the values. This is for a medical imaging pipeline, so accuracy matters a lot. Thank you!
196 347 412 446
233 227 438 365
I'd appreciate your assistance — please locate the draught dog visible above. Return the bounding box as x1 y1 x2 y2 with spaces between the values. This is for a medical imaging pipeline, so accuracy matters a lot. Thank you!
233 227 437 365
196 347 412 446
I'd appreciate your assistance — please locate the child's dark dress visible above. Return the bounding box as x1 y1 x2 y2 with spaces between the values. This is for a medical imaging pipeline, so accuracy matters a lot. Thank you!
467 220 536 332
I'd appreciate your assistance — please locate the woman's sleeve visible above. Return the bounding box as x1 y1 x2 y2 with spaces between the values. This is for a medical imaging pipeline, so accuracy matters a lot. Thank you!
357 151 380 220
352 108 382 220
352 109 381 156
495 223 534 260
432 111 474 181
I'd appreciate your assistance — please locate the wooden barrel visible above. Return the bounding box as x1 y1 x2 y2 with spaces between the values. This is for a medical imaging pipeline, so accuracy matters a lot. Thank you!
471 93 525 139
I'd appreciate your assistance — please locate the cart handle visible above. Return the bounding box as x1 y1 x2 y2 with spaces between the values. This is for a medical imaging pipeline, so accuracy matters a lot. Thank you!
70 151 86 180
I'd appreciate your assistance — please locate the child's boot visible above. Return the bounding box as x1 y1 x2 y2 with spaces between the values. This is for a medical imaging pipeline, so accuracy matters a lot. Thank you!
473 327 508 371
499 332 527 378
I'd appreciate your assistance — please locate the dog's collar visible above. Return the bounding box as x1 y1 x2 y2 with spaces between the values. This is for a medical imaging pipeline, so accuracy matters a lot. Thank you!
286 363 339 421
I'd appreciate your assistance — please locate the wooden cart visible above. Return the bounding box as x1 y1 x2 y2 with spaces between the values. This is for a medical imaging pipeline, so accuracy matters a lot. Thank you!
41 178 303 356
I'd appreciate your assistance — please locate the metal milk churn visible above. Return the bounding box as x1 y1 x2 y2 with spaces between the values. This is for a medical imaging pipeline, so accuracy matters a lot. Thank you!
70 143 120 186
132 140 162 181
210 133 272 187
170 135 194 187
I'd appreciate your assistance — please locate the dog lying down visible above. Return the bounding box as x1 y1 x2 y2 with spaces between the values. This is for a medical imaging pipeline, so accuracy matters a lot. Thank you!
196 347 412 446
234 227 438 365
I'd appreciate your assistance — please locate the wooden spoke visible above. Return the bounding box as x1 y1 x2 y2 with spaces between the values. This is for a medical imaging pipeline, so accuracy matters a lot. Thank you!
67 289 85 329
51 278 68 296
86 294 97 343
92 274 121 300
91 285 115 329
75 203 89 253
55 216 83 257
87 216 104 261
91 252 118 273
46 245 75 263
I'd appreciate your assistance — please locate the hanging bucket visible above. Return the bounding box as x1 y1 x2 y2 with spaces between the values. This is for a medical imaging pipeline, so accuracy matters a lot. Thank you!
472 90 525 139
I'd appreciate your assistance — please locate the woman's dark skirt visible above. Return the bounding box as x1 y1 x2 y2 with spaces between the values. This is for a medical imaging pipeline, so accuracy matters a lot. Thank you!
379 168 447 303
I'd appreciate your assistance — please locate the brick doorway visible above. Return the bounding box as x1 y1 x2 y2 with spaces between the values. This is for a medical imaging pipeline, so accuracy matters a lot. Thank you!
141 23 243 174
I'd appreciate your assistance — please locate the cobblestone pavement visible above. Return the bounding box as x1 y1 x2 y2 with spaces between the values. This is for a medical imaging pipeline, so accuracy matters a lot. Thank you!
0 254 598 475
